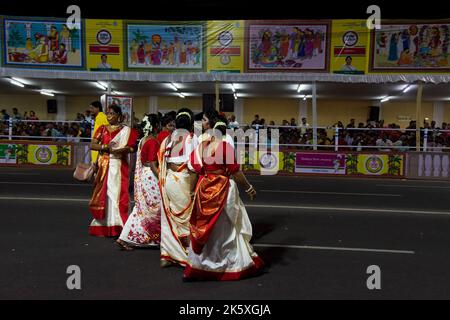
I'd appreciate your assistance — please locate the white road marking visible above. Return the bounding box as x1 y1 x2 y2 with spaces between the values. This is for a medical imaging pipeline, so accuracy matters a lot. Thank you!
0 196 449 217
246 204 450 216
253 243 415 255
261 189 401 197
0 173 41 176
377 184 450 189
0 182 90 187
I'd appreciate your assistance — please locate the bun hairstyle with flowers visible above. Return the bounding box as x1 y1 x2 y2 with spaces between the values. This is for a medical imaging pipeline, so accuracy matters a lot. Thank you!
175 108 194 131
141 113 159 137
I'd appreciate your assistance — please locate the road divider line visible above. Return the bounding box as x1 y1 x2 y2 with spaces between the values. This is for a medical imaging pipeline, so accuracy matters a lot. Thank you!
253 243 415 255
377 184 450 189
0 182 90 187
246 204 450 216
261 190 401 197
1 197 449 216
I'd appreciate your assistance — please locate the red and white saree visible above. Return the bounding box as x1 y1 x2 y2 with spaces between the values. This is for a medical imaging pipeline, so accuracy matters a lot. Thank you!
184 139 264 281
88 125 138 237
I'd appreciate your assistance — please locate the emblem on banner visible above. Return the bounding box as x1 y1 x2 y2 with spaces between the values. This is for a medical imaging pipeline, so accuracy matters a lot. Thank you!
365 155 383 174
35 146 53 164
97 30 112 45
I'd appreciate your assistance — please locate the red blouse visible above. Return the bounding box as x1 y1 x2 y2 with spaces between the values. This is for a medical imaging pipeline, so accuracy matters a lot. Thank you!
140 138 160 163
190 141 240 175
157 130 171 144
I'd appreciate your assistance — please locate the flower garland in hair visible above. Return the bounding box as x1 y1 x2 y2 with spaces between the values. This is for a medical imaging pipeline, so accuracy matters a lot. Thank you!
142 115 153 137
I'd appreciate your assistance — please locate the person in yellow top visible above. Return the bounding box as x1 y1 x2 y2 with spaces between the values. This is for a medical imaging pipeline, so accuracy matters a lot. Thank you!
90 101 109 163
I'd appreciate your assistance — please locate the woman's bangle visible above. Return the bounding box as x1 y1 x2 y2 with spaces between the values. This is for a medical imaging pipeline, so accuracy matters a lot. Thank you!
245 185 254 193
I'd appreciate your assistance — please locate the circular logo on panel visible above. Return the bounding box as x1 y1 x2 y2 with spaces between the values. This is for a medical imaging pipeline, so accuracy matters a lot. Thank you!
259 153 278 170
220 55 231 65
35 146 52 164
97 30 112 45
218 31 233 47
365 155 383 174
342 31 358 47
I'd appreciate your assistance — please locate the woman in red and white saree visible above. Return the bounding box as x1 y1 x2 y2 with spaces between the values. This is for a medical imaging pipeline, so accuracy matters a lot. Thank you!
116 114 161 250
158 109 198 267
184 116 263 281
89 105 138 237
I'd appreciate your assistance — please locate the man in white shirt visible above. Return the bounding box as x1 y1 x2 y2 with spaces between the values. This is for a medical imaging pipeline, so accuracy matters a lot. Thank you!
97 54 112 69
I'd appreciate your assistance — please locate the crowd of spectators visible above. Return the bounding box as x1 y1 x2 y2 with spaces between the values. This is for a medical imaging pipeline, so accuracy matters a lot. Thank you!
238 114 450 152
1 108 92 141
3 107 450 152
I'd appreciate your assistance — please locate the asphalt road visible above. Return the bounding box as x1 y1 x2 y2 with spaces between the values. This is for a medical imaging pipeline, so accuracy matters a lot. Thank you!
1 167 450 299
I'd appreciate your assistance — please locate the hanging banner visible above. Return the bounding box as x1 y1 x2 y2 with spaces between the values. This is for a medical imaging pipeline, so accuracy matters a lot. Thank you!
245 20 330 72
331 20 368 74
2 17 84 69
20 144 72 166
295 152 346 174
101 94 133 126
207 20 244 73
253 151 284 175
85 19 123 71
0 144 17 164
370 22 450 72
125 21 205 71
346 154 404 176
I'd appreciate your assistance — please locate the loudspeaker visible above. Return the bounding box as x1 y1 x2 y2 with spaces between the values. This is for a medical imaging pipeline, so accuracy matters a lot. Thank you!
47 99 57 113
368 106 379 121
202 94 235 112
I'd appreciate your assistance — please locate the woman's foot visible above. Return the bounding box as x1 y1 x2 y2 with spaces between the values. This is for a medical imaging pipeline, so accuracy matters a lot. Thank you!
160 259 175 268
115 239 134 251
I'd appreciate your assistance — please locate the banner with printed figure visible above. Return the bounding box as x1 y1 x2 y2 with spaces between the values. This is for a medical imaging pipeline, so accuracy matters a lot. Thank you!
207 20 244 73
331 20 368 74
296 152 346 174
86 19 123 71
101 94 133 126
370 22 450 72
245 20 330 72
0 144 17 164
3 18 84 68
125 22 205 71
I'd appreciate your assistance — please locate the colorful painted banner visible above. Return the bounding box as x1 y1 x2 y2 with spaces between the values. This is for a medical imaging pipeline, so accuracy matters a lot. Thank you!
125 22 205 71
101 94 133 126
3 18 84 68
331 20 368 74
0 144 17 164
16 144 71 166
85 19 123 71
295 152 346 174
346 154 404 176
245 20 330 72
207 20 244 73
370 22 450 72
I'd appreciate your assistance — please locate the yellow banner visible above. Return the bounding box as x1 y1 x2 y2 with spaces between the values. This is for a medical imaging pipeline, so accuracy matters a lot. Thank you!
26 145 71 166
331 20 368 74
253 151 284 173
86 19 124 71
356 154 403 175
207 20 244 73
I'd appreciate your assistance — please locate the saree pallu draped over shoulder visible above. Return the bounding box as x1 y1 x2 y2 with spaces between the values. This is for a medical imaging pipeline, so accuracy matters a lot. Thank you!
88 125 137 237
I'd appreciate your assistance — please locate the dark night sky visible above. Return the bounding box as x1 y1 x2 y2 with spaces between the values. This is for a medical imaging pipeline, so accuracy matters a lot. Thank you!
1 1 449 20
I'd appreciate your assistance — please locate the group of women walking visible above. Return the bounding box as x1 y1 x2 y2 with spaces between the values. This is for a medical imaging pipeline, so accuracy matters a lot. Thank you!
87 104 263 281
